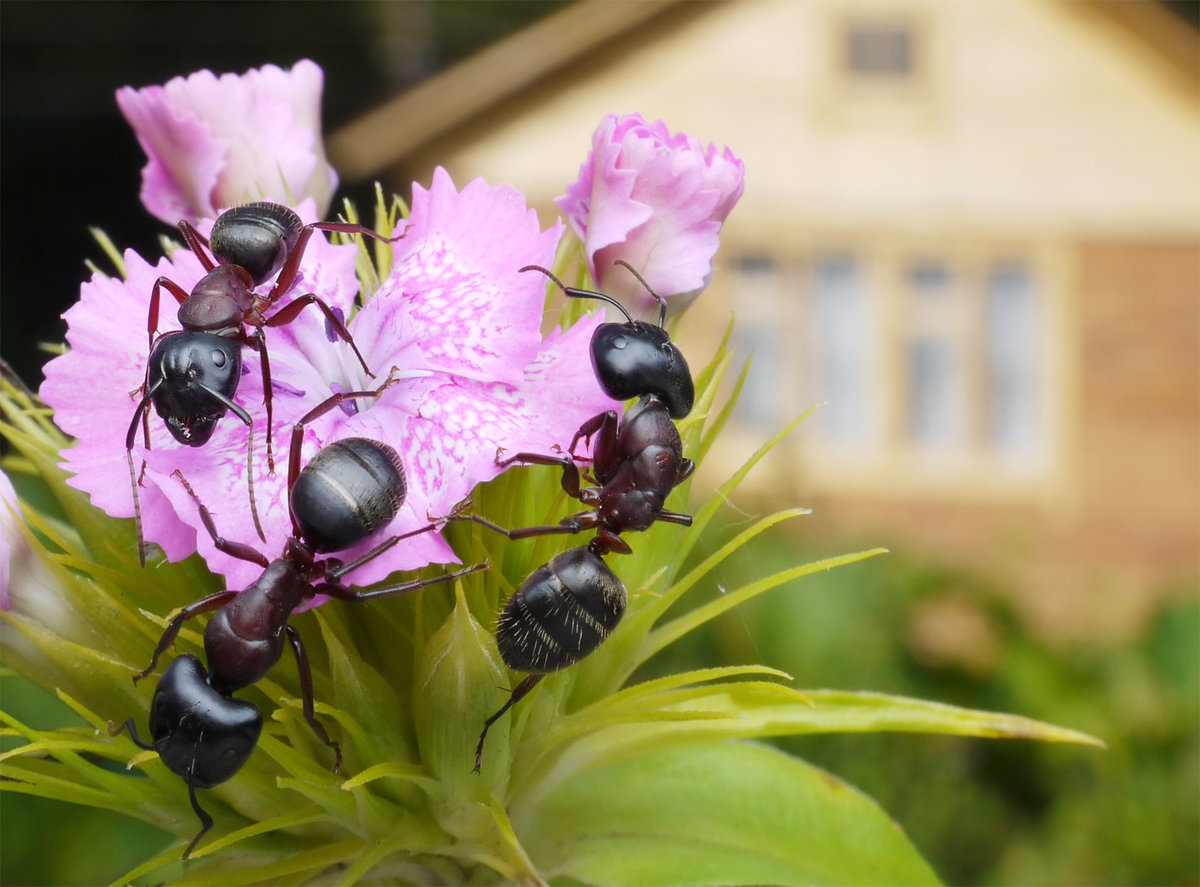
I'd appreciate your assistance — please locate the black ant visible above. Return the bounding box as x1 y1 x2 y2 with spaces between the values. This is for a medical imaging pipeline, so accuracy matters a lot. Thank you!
111 378 486 858
125 201 399 564
461 261 695 770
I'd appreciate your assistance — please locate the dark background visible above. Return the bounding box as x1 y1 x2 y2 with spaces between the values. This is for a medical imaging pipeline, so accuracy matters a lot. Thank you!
0 0 570 390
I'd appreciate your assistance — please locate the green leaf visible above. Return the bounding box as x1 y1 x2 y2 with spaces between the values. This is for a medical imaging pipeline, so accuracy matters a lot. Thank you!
510 682 1101 813
519 741 941 886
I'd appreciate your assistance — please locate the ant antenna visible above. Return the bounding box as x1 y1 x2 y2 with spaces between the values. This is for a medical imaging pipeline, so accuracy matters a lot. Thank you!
519 265 634 324
126 449 148 567
612 260 668 328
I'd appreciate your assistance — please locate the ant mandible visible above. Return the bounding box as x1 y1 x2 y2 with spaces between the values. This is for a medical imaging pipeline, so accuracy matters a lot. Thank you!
461 261 695 770
126 201 401 564
111 377 486 858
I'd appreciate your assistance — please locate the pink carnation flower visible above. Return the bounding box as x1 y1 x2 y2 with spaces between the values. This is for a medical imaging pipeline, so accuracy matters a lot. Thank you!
41 170 617 592
117 60 339 225
558 113 745 318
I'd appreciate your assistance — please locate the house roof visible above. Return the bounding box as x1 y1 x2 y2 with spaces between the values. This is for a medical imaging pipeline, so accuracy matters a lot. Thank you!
327 0 1198 182
327 0 691 180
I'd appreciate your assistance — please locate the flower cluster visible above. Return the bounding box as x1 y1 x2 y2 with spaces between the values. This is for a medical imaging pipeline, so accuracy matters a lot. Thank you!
37 67 745 594
0 58 1101 887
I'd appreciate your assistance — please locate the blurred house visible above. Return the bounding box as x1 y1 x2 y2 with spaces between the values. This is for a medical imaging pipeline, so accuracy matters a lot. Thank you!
329 0 1200 639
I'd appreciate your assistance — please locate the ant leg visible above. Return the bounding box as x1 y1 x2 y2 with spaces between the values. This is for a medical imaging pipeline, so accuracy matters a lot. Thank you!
133 590 237 683
310 220 405 243
146 278 190 354
172 470 271 567
181 781 214 860
474 674 543 773
252 330 276 475
583 412 621 477
177 220 217 273
567 411 616 460
497 451 586 499
264 294 373 377
283 624 342 774
455 511 600 542
107 717 155 750
269 223 404 303
319 562 489 604
326 513 451 582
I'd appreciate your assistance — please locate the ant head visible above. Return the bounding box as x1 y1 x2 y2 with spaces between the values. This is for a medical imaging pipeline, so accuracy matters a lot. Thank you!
290 438 407 553
519 263 694 419
209 202 304 286
149 333 245 446
589 323 694 419
148 655 263 790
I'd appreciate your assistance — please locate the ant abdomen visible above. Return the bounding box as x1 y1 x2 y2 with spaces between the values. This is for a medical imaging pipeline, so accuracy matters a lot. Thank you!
208 201 304 286
497 547 627 673
290 437 407 552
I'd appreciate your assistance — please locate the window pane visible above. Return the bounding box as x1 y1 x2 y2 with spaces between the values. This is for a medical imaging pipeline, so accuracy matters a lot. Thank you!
733 323 783 429
987 265 1039 452
908 339 959 446
846 23 913 77
905 262 963 448
813 255 868 442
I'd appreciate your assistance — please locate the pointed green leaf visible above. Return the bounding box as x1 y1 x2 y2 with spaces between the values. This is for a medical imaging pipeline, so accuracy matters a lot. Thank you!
520 741 941 886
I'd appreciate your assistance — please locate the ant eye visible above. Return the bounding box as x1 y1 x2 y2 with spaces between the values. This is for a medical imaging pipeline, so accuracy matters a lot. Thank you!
211 350 227 368
611 335 628 351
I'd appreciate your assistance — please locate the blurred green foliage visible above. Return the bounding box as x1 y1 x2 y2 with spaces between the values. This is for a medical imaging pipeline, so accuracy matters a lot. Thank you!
647 525 1199 886
1 672 174 885
3 521 1196 885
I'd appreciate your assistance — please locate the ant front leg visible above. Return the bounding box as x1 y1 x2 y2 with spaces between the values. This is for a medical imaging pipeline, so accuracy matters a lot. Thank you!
284 624 341 774
146 277 191 354
568 411 618 462
497 450 587 500
575 411 621 478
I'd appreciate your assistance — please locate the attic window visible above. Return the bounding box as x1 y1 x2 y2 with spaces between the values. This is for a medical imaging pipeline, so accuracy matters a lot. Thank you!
845 21 914 78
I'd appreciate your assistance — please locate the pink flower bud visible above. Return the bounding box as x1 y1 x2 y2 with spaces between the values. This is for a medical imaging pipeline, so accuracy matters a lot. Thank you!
117 60 339 225
558 113 745 318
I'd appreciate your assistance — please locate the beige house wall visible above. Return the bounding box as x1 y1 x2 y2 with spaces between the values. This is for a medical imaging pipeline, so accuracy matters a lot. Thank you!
356 0 1200 633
